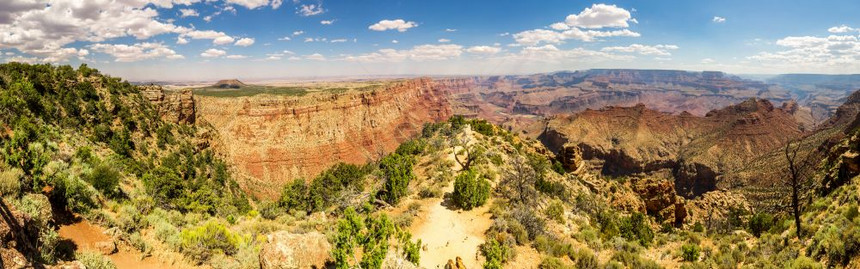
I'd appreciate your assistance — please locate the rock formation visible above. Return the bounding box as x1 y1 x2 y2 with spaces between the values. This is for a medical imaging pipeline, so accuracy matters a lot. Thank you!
540 98 804 198
196 78 453 197
213 79 246 89
140 85 196 124
259 231 331 269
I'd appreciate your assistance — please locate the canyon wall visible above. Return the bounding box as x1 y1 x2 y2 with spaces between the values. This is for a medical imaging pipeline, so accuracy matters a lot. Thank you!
195 78 455 198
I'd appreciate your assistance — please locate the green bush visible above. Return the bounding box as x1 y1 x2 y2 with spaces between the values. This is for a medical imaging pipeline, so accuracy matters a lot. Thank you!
180 221 240 263
0 168 22 197
76 252 117 269
681 243 701 262
378 153 414 205
481 238 515 269
332 207 398 269
573 249 599 269
84 163 121 197
452 169 490 210
545 200 565 224
57 175 97 212
278 179 309 213
539 257 570 269
787 256 823 269
748 212 774 237
619 212 654 247
533 235 573 257
19 194 52 228
395 138 426 156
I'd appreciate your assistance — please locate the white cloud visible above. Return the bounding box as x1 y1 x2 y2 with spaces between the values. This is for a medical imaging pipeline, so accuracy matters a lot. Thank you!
344 44 463 62
180 9 199 17
600 44 679 56
227 0 270 9
466 46 501 55
293 30 304 36
368 19 418 32
391 40 399 44
747 31 860 72
550 22 570 30
438 38 451 43
304 37 314 42
297 4 324 16
713 16 726 23
828 25 857 33
90 42 183 62
200 48 227 58
226 54 247 59
181 30 236 45
445 28 457 32
564 4 635 28
278 36 291 41
270 0 283 9
330 38 347 43
305 53 326 61
177 36 189 44
701 58 715 64
234 37 255 46
321 20 334 25
507 44 633 63
512 5 639 46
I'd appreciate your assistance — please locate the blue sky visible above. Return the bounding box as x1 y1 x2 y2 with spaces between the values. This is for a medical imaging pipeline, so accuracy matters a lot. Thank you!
1 0 859 81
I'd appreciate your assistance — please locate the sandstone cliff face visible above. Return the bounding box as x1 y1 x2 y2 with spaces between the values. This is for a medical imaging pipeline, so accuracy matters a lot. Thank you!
195 78 452 198
140 85 196 124
540 99 804 198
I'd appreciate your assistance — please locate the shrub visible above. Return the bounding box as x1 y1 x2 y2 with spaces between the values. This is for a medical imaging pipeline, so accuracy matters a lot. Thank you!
748 212 774 237
787 256 823 269
0 168 22 197
39 228 61 263
84 163 121 197
533 235 573 257
573 249 599 269
332 207 397 269
481 238 515 269
180 221 240 263
545 200 565 224
278 180 309 213
378 153 414 205
19 194 52 229
57 175 97 212
452 169 490 210
395 138 426 156
619 212 654 247
76 252 117 269
692 221 704 233
681 243 701 262
539 257 569 269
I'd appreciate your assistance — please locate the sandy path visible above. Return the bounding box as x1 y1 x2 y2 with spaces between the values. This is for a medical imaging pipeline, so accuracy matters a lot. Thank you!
408 126 494 268
59 220 200 269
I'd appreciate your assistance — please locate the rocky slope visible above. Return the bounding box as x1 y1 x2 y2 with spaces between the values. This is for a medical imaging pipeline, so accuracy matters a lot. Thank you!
195 78 454 197
141 85 196 124
539 98 804 198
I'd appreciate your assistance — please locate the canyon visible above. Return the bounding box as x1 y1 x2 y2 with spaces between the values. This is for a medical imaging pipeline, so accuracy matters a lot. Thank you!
183 69 859 199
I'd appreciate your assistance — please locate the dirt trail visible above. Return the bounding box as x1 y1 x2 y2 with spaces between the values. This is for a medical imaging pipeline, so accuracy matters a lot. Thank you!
58 220 200 269
408 127 494 268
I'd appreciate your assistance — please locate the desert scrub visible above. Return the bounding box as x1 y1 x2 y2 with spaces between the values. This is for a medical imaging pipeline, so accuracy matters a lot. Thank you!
681 243 701 262
180 220 241 263
0 168 22 197
481 238 515 269
452 168 491 210
545 199 565 224
77 251 117 269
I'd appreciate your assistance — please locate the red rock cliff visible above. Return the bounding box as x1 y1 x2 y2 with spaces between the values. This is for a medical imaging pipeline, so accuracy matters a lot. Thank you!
195 78 453 198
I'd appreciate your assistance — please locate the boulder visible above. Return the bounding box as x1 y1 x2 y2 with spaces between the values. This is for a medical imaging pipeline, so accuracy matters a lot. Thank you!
382 252 418 269
260 231 331 269
95 240 117 255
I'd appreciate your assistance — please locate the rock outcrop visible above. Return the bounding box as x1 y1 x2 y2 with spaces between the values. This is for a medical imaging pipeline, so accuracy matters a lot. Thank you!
140 85 196 124
196 78 453 197
631 177 687 226
259 231 331 269
540 99 803 198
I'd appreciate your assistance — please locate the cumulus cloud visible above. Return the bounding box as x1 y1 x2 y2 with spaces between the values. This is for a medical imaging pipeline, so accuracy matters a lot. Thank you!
176 36 189 44
391 40 399 44
747 30 860 71
445 28 457 32
330 38 347 43
278 36 291 41
344 44 463 62
180 8 199 17
512 4 639 46
90 42 183 62
226 54 247 59
200 48 227 58
466 46 501 55
321 20 334 25
508 44 633 63
701 58 715 64
234 37 255 46
600 44 679 56
270 0 283 9
713 16 726 23
368 19 418 32
828 25 857 33
297 4 324 16
438 38 451 43
227 0 271 9
293 30 304 36
564 4 635 29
